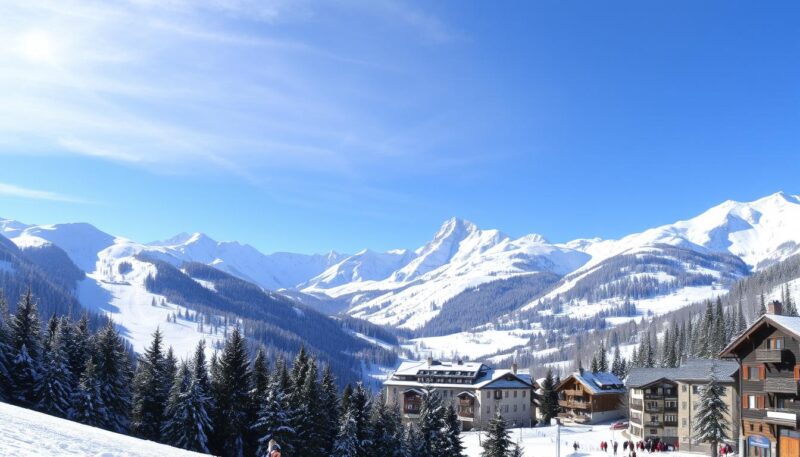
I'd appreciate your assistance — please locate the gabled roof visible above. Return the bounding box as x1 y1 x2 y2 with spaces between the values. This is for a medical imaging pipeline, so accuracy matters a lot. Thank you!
626 360 738 387
721 313 800 358
559 371 625 395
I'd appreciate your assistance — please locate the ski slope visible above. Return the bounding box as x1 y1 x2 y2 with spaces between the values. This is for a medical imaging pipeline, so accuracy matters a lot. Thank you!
0 401 205 457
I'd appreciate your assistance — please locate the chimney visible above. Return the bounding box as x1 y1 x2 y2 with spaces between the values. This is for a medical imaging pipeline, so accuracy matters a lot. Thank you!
768 300 783 315
427 356 433 367
511 362 518 374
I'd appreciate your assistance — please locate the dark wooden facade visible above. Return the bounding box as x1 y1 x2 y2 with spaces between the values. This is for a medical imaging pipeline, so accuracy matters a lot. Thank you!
723 315 800 457
556 375 624 424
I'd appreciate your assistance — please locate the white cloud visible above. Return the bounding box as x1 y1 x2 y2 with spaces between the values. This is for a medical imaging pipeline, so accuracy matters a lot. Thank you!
0 182 89 204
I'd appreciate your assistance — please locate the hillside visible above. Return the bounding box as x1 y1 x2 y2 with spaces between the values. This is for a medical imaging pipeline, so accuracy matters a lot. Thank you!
0 401 204 457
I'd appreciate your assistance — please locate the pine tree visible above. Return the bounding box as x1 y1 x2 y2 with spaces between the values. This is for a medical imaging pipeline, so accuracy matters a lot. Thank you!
162 361 215 453
643 332 655 368
213 327 252 457
509 443 524 457
131 328 168 441
65 315 90 387
693 365 730 457
481 412 511 457
590 354 598 373
35 322 73 418
404 424 425 457
686 319 694 358
759 292 767 316
597 342 608 373
70 357 108 427
0 300 10 401
735 297 747 336
94 320 132 432
319 364 341 456
786 286 798 316
418 389 447 457
443 404 465 457
538 369 558 423
334 407 360 457
713 298 726 358
699 300 714 358
611 345 624 379
8 290 42 406
370 393 406 457
253 371 295 457
251 347 270 404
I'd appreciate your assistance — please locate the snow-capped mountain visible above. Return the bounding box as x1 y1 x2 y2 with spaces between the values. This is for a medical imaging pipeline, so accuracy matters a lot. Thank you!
2 191 800 340
303 217 591 329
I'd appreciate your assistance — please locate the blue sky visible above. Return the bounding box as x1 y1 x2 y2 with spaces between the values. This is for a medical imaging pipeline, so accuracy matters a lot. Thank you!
0 0 798 254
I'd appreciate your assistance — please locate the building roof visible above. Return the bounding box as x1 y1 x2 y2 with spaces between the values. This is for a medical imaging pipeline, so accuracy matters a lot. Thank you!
560 371 625 395
385 359 535 390
721 313 800 357
626 359 738 387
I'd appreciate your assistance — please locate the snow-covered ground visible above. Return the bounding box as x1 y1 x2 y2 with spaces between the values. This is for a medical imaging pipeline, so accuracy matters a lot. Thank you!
462 422 713 457
0 401 205 457
406 328 538 360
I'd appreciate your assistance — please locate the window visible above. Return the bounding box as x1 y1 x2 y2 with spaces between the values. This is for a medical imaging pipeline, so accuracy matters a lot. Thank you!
665 415 677 422
768 337 784 349
749 423 754 432
513 405 517 412
744 394 765 409
692 386 700 394
513 391 518 398
504 391 509 398
522 391 526 398
744 365 764 381
504 405 509 413
522 404 526 411
682 385 687 392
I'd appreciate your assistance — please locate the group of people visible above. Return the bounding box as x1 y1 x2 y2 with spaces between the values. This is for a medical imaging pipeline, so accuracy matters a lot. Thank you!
631 438 675 452
719 443 734 455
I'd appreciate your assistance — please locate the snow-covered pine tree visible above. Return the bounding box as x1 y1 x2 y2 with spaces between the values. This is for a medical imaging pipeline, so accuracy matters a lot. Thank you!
759 292 767 316
297 360 326 457
404 423 425 457
735 297 747 336
611 345 623 379
786 286 798 316
509 442 524 457
61 315 88 389
131 328 168 441
319 364 341 456
699 300 714 358
418 388 447 457
590 354 598 373
163 361 215 453
712 298 726 357
539 369 559 423
481 412 511 457
251 347 270 404
643 332 655 368
35 323 73 418
334 407 360 457
213 327 253 457
94 320 132 433
253 371 295 457
370 392 406 457
693 365 730 457
0 294 12 401
598 342 608 373
8 290 43 406
443 404 465 457
685 319 694 359
69 357 108 427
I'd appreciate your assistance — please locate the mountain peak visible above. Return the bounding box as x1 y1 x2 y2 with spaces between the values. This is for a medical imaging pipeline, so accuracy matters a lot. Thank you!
151 231 215 247
434 217 478 239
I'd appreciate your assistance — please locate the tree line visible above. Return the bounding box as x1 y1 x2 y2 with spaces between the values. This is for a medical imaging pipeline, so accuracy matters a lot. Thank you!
0 290 476 457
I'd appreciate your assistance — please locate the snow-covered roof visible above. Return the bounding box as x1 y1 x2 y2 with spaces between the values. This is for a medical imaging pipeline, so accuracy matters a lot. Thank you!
722 313 800 357
626 360 738 388
386 359 535 390
562 371 625 395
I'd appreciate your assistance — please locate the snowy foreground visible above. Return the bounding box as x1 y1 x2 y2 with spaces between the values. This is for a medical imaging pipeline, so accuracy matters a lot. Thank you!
0 401 204 457
462 422 716 457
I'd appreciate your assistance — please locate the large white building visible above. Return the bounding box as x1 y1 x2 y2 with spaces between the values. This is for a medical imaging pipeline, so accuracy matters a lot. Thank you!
383 358 537 430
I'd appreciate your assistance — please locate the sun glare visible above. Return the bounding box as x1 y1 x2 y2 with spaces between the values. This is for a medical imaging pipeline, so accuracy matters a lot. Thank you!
19 30 56 64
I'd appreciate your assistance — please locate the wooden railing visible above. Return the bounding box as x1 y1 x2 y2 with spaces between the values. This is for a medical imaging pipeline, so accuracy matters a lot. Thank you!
765 378 799 395
756 349 785 363
559 399 589 409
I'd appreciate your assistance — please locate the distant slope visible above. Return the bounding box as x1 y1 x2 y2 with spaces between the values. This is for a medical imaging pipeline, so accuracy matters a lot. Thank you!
0 401 204 457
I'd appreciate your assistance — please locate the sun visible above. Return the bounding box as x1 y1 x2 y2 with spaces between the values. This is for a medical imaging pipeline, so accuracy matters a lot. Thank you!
19 30 56 64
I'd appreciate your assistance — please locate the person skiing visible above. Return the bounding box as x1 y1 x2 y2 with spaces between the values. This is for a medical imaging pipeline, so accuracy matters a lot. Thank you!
613 440 618 455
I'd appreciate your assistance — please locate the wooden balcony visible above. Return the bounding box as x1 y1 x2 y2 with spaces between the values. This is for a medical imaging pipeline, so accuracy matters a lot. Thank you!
559 399 589 410
644 393 663 400
742 409 766 420
756 349 785 363
644 422 662 428
457 406 474 419
562 389 583 397
765 378 799 395
765 409 799 427
742 380 765 391
645 406 662 413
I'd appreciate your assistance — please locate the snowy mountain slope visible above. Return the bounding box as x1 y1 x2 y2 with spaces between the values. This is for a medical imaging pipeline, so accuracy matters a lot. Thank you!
305 218 590 329
150 232 347 290
0 401 205 457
